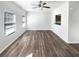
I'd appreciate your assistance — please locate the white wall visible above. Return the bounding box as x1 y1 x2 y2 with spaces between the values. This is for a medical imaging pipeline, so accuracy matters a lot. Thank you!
51 2 69 43
0 2 27 54
69 1 79 43
27 11 51 30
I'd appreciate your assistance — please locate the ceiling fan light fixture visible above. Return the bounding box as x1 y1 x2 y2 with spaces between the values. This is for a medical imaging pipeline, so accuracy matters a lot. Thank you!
32 1 50 10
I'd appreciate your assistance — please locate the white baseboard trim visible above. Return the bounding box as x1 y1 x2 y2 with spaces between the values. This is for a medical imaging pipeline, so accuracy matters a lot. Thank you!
67 41 79 44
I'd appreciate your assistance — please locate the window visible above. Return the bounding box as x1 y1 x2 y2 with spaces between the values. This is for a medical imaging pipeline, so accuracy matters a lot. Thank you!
55 14 61 25
22 16 26 27
4 12 16 36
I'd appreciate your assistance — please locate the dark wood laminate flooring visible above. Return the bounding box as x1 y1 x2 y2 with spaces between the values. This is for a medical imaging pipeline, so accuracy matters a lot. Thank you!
70 44 79 52
0 30 79 57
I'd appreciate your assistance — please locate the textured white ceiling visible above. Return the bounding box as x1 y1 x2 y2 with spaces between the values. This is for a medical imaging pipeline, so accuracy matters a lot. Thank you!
14 1 66 11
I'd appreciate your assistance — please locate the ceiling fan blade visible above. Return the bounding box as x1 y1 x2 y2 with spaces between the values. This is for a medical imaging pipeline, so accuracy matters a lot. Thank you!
43 2 46 5
43 6 50 8
32 7 38 8
31 4 37 6
31 4 39 7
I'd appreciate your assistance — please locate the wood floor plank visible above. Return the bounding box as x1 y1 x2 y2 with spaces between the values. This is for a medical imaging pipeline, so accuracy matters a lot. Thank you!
0 30 79 57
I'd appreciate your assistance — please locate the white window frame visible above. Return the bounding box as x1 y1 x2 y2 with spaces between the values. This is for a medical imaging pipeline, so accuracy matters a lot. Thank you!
4 12 16 36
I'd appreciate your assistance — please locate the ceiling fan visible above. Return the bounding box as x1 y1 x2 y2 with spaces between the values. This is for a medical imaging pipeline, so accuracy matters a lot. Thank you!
32 1 50 10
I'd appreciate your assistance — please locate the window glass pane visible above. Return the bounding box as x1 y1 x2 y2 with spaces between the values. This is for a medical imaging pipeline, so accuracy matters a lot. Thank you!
4 12 16 36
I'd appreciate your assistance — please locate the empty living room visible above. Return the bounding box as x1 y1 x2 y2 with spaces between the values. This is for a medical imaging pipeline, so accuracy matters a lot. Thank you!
0 0 79 58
